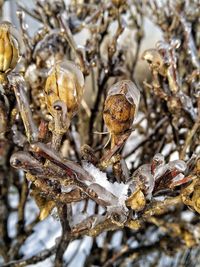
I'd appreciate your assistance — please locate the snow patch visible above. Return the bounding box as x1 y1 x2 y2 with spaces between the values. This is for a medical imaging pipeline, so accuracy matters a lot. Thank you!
82 162 129 207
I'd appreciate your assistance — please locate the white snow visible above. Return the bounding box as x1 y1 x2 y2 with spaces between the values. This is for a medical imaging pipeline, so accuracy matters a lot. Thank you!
64 237 93 267
111 230 123 248
82 162 129 207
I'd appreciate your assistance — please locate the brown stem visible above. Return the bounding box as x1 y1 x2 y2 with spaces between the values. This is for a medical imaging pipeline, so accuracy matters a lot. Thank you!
55 204 71 267
16 176 29 235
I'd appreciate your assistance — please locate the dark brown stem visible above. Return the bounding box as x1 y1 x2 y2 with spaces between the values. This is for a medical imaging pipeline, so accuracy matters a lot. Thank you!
2 245 57 267
55 204 71 267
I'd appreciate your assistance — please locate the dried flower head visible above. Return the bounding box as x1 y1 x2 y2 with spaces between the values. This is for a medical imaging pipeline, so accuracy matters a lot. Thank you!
103 80 140 135
0 21 22 74
33 32 68 68
45 60 84 119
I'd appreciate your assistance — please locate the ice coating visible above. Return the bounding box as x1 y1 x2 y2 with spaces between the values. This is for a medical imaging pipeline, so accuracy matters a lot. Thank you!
58 61 85 88
170 38 181 49
47 60 85 90
167 160 187 172
9 75 39 142
154 165 168 180
153 153 165 165
179 15 200 69
179 92 196 121
107 80 140 115
154 160 187 181
151 153 165 175
171 173 185 183
131 156 187 198
33 31 68 67
89 183 119 206
133 164 155 199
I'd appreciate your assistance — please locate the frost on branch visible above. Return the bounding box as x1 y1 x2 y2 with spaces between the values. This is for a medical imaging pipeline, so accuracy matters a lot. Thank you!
1 1 200 267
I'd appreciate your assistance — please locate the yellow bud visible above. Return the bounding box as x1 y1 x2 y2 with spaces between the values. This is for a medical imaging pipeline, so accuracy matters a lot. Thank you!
182 230 196 248
127 219 141 230
126 189 146 211
45 60 84 119
39 201 55 220
0 21 21 73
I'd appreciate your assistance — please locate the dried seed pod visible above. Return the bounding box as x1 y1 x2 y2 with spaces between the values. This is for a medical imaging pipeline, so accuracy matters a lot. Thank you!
103 80 140 135
45 60 84 119
0 21 21 74
142 49 167 76
111 0 126 7
33 31 68 68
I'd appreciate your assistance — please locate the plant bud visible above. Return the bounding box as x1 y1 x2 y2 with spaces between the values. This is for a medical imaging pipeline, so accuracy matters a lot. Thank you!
103 80 140 135
126 188 146 211
45 60 84 119
0 21 21 73
31 186 55 220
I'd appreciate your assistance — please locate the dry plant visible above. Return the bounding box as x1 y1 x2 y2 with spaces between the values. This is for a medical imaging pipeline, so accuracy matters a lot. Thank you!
0 0 199 266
